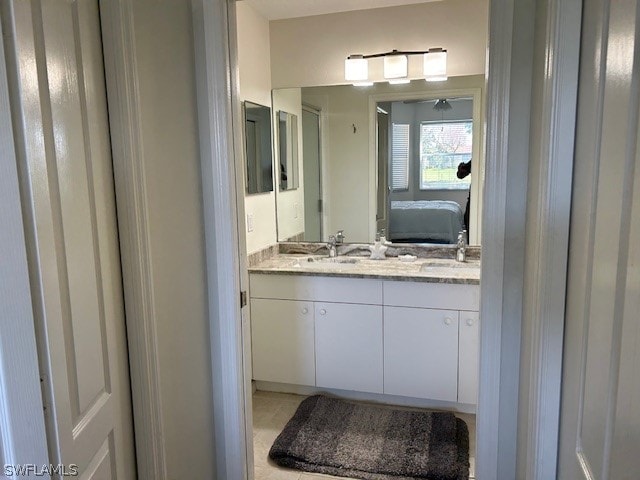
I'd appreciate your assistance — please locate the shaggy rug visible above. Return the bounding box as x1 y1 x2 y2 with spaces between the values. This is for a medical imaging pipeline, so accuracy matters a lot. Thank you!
269 395 469 480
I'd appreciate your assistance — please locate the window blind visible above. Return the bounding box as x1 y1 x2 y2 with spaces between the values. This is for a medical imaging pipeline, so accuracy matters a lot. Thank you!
391 123 410 190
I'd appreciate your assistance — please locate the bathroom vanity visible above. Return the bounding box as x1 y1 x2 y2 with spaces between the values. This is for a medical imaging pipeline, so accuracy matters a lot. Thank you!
248 254 480 410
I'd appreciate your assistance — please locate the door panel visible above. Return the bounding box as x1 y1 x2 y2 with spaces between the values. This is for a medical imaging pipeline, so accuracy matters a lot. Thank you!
558 0 640 477
376 109 390 236
302 108 322 241
383 307 458 401
9 0 136 478
250 298 316 385
315 303 383 393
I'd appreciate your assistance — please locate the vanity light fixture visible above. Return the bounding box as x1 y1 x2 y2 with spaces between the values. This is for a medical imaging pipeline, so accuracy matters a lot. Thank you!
424 48 448 82
344 48 448 85
345 55 369 82
383 53 408 80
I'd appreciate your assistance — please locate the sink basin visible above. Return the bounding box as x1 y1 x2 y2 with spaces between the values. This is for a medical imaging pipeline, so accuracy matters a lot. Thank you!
306 257 359 264
298 256 360 270
419 261 477 271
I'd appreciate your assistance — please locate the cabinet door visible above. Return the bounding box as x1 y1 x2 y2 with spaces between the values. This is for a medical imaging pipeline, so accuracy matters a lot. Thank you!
458 311 479 405
384 307 459 401
251 299 315 385
315 303 383 393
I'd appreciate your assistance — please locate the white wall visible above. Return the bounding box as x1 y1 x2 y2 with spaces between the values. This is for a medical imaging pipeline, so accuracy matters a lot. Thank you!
301 75 484 243
131 2 215 476
272 88 305 240
270 0 489 88
237 2 278 253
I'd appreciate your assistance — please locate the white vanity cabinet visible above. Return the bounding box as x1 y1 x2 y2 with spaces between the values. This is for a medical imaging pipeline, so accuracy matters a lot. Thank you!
315 302 383 393
249 273 479 407
384 307 459 401
250 298 316 386
458 311 480 405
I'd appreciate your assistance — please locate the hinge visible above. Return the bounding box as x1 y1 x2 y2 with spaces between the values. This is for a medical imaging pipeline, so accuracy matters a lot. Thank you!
240 290 247 308
318 199 323 213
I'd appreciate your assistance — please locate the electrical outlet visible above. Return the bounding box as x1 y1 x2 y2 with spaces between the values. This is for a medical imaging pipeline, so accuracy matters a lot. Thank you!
247 213 254 232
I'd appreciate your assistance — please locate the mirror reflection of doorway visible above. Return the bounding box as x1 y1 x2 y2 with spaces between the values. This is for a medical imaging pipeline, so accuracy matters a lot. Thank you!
376 105 391 237
302 106 323 242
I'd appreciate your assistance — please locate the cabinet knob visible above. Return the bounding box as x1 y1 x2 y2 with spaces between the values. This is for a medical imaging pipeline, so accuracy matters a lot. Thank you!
301 307 309 314
444 317 453 326
466 318 474 326
319 309 327 316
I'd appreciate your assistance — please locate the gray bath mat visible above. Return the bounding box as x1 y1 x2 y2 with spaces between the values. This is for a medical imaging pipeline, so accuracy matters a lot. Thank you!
269 395 469 480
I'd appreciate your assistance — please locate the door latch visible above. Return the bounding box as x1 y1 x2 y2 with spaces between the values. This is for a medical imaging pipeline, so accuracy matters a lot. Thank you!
240 290 247 308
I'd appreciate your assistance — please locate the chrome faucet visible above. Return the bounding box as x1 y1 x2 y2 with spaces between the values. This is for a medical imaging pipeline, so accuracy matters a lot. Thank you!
456 230 467 263
335 230 346 245
328 235 337 258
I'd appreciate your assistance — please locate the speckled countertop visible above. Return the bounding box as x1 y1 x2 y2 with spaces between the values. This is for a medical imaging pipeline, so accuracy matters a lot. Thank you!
248 254 480 285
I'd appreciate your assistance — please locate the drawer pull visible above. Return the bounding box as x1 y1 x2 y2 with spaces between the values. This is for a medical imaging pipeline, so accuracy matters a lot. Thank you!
466 318 474 326
319 309 327 316
302 307 309 314
444 317 453 326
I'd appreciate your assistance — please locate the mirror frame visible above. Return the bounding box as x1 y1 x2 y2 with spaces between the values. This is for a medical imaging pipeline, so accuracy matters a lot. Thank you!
368 87 484 245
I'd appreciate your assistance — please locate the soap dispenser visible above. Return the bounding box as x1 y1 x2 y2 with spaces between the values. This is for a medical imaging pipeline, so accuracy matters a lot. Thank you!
456 230 467 263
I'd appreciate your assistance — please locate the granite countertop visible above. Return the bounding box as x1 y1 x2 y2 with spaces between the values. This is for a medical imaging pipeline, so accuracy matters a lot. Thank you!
248 254 480 285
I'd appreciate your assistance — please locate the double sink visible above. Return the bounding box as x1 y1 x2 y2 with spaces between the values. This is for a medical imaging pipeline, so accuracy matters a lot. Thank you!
295 256 475 272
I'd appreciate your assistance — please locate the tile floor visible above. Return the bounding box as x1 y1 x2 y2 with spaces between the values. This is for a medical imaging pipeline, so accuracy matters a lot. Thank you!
252 390 476 480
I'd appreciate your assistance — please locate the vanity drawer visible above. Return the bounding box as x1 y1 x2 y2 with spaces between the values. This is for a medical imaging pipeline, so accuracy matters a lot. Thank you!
250 274 383 304
383 281 479 311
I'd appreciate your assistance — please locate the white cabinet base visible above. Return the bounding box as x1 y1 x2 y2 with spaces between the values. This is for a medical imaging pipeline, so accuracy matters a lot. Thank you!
253 381 477 414
458 311 479 405
249 274 479 407
251 299 315 386
384 307 459 402
315 303 383 394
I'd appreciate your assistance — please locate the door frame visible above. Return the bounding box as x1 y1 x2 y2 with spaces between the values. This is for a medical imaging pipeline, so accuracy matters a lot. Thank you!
191 1 582 480
0 1 581 479
301 104 324 241
0 15 51 471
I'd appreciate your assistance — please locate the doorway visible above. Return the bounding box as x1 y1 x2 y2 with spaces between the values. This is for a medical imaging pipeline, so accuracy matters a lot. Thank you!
302 105 323 242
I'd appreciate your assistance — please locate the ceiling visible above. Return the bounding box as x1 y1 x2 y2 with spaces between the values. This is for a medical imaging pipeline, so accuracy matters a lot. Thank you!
243 0 442 20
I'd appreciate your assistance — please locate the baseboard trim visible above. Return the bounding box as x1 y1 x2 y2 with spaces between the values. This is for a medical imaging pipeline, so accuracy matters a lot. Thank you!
254 381 476 415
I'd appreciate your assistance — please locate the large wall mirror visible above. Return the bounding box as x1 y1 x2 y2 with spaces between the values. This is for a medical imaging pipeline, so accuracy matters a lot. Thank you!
244 101 274 194
272 76 485 246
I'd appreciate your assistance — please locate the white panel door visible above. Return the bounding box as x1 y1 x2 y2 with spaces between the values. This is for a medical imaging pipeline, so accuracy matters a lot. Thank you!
8 1 136 478
251 299 316 385
302 107 323 241
384 307 459 402
558 0 640 477
315 303 383 393
458 311 479 406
